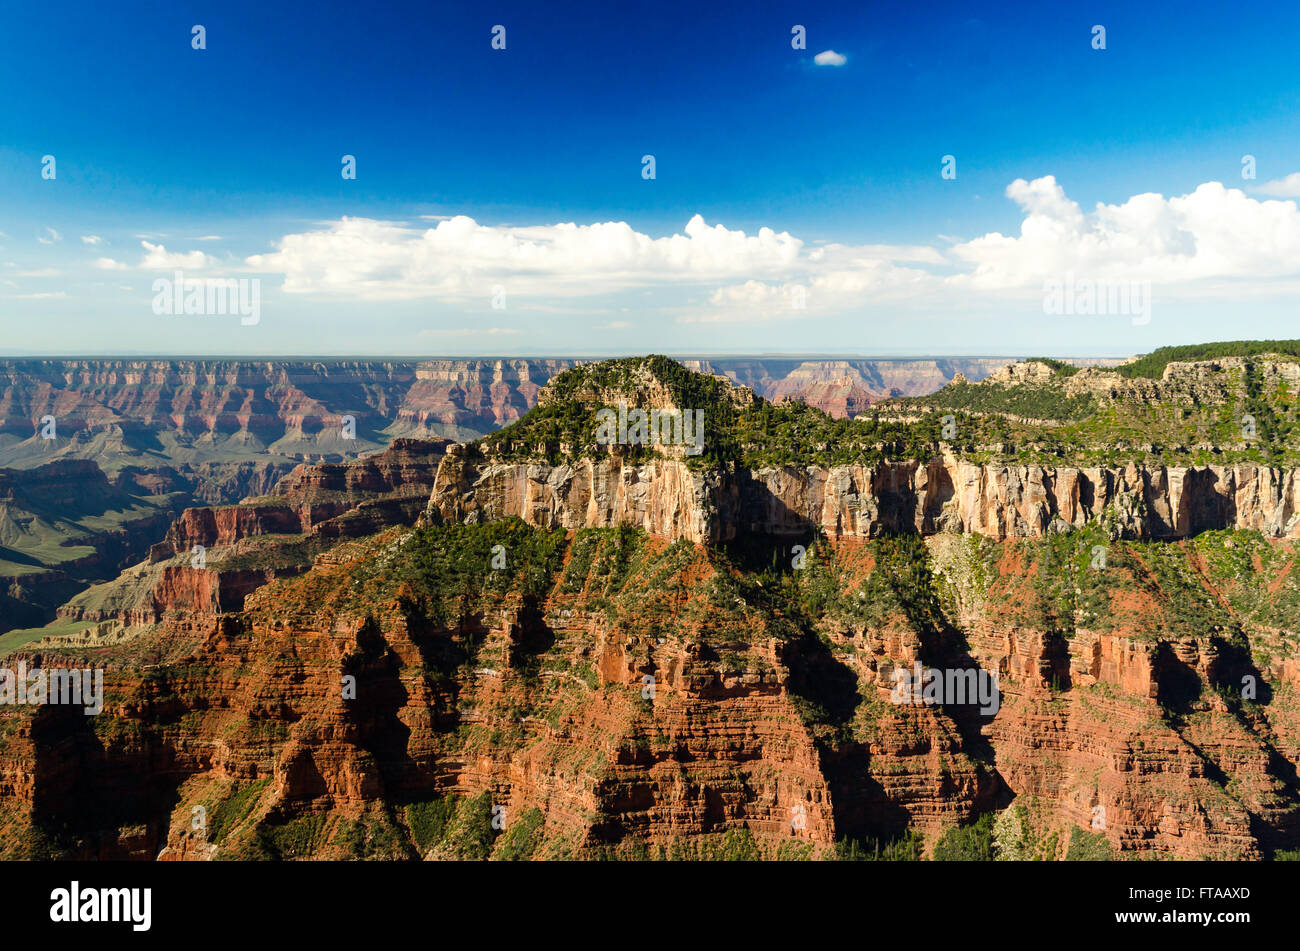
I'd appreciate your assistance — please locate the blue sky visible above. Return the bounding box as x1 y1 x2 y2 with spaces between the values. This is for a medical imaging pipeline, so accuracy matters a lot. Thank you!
3 0 1300 356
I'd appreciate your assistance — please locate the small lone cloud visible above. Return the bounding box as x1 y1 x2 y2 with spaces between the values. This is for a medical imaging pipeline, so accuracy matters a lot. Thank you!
1257 172 1300 198
813 50 847 66
140 240 209 269
94 258 128 271
37 228 62 245
81 235 104 246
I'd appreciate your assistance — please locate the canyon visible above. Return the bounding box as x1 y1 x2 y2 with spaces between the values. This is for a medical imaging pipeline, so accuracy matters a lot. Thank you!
0 356 1009 632
0 356 1011 467
1 351 1297 862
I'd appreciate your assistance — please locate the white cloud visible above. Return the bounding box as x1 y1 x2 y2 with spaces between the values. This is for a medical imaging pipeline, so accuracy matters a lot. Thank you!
949 175 1300 288
683 259 933 323
37 228 61 245
813 50 847 66
12 291 67 299
247 214 803 300
236 175 1300 323
1257 172 1300 198
80 235 104 246
94 258 128 270
140 241 209 269
14 268 61 278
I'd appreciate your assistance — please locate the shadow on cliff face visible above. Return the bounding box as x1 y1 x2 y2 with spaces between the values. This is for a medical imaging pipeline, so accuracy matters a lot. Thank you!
25 605 479 858
1042 631 1074 692
780 529 1007 843
1182 467 1237 534
871 534 1004 763
920 462 957 533
505 596 556 675
898 592 1006 819
873 464 926 534
719 530 821 577
714 473 1011 844
1156 634 1300 855
1152 642 1203 714
1259 748 1300 856
720 470 821 562
339 615 420 797
1207 634 1274 707
784 628 916 843
25 669 192 859
398 593 555 763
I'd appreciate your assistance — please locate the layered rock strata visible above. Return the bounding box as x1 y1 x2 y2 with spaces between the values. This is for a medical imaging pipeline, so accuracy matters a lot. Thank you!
427 454 1300 543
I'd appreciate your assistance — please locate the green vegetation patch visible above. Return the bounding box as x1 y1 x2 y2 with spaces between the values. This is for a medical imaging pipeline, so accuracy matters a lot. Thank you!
208 777 271 843
894 379 1097 423
932 813 995 861
392 518 566 623
405 794 458 854
492 807 545 860
1116 340 1300 379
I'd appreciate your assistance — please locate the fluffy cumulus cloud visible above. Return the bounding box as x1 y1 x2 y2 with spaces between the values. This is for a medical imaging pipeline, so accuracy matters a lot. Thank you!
238 175 1300 320
950 175 1300 289
813 50 847 66
245 214 803 300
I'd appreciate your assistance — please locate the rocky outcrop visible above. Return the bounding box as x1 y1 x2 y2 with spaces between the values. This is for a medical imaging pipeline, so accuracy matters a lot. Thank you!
424 446 718 543
267 438 453 503
151 439 449 560
1063 356 1300 407
430 452 1300 543
747 461 1300 540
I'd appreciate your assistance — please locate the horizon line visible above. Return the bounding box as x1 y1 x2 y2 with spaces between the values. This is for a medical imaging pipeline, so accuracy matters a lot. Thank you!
0 351 1136 362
